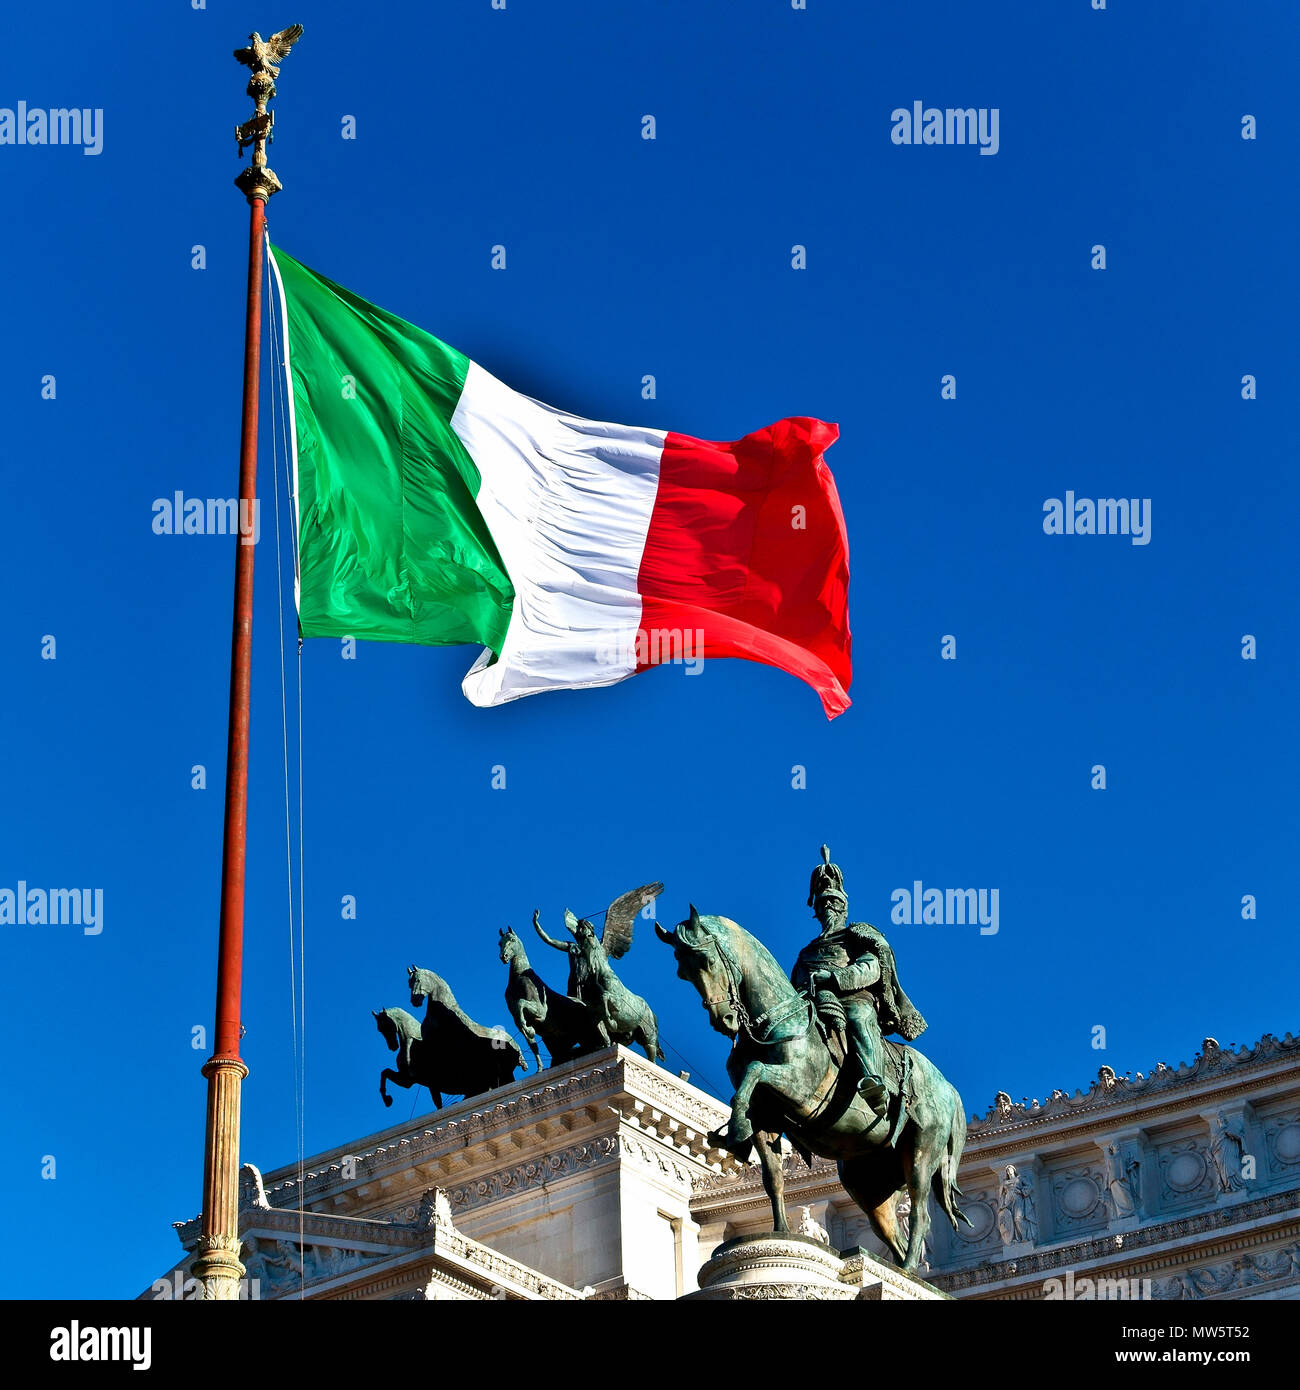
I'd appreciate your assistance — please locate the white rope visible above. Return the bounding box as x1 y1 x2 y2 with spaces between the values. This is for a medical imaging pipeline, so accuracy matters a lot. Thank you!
265 236 298 1166
264 230 307 1298
296 612 306 1304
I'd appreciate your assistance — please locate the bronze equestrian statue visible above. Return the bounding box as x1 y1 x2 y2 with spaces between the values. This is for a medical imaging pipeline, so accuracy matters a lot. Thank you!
656 849 970 1272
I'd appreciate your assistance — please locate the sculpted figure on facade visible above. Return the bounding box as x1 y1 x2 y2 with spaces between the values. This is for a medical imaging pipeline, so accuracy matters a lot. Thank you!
239 1235 303 1292
1208 1111 1247 1193
996 1164 1038 1245
1103 1141 1140 1219
796 1205 830 1245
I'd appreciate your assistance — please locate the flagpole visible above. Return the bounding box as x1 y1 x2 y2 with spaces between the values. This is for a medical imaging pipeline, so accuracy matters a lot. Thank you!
193 24 302 1302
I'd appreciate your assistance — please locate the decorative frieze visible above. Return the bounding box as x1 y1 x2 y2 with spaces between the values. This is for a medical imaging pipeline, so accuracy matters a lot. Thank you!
930 1188 1300 1295
447 1135 622 1213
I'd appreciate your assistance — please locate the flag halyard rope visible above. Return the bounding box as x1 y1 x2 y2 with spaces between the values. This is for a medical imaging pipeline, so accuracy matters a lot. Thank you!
265 231 308 1299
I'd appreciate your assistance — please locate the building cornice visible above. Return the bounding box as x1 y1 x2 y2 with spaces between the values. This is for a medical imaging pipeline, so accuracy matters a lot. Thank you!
968 1031 1298 1142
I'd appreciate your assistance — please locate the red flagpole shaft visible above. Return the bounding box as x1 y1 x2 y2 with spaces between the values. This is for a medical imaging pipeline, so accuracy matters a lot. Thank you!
212 195 266 1061
193 192 265 1299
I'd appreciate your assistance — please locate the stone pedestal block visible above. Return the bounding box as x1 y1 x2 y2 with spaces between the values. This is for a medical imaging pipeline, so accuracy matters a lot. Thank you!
681 1233 949 1301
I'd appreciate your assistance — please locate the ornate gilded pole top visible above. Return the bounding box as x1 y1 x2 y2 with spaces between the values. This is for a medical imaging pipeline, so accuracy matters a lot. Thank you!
232 24 303 202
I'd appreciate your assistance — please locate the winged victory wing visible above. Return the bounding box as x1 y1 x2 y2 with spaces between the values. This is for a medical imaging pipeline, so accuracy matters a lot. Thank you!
600 881 665 959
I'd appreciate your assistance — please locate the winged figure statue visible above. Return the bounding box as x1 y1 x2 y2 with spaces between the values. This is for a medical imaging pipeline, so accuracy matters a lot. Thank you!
534 882 665 1062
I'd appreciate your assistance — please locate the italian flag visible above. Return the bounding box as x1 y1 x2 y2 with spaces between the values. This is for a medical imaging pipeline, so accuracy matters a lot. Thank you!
268 246 852 718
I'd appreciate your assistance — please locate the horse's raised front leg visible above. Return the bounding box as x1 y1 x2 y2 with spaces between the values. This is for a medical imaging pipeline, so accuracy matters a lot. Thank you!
379 1068 408 1107
708 1058 767 1152
752 1131 789 1233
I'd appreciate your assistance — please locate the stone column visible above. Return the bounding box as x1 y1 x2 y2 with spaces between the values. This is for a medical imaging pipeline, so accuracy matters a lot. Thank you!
192 1056 249 1300
678 1214 703 1295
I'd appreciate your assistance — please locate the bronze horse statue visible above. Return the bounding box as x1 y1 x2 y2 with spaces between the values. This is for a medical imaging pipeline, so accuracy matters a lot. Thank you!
373 1006 434 1107
657 908 970 1271
371 965 525 1109
499 925 602 1068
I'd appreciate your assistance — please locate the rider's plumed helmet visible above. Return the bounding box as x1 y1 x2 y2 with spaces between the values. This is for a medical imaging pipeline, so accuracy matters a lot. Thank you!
808 844 848 911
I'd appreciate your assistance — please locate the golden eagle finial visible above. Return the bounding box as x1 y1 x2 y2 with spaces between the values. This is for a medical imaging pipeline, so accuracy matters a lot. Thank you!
233 24 304 79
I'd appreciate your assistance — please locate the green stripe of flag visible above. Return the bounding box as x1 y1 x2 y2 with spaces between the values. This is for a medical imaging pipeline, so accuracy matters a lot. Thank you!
271 245 515 652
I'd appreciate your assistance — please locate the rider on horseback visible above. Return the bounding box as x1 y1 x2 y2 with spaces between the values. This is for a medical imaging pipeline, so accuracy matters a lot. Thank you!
791 847 928 1118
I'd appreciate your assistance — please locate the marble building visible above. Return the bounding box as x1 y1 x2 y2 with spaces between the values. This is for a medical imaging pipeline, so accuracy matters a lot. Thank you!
144 1030 1300 1300
700 1031 1300 1302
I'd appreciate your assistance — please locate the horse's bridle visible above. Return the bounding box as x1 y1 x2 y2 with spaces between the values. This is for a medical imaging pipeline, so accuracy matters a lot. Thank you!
701 936 807 1046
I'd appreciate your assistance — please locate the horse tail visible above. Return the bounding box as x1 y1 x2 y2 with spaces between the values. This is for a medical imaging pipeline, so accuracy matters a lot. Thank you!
935 1094 972 1230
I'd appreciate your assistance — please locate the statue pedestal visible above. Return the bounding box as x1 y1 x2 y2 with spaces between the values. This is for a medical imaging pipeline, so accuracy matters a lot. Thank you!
681 1234 949 1301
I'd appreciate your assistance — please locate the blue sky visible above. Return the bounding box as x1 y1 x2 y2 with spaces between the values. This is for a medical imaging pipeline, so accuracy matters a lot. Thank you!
1 1 1296 1298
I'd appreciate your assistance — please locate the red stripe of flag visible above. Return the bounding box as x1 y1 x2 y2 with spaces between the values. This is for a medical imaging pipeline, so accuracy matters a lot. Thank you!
635 417 852 718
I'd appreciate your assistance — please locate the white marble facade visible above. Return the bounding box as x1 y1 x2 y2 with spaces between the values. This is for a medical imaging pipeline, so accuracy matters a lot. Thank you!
146 1031 1300 1301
